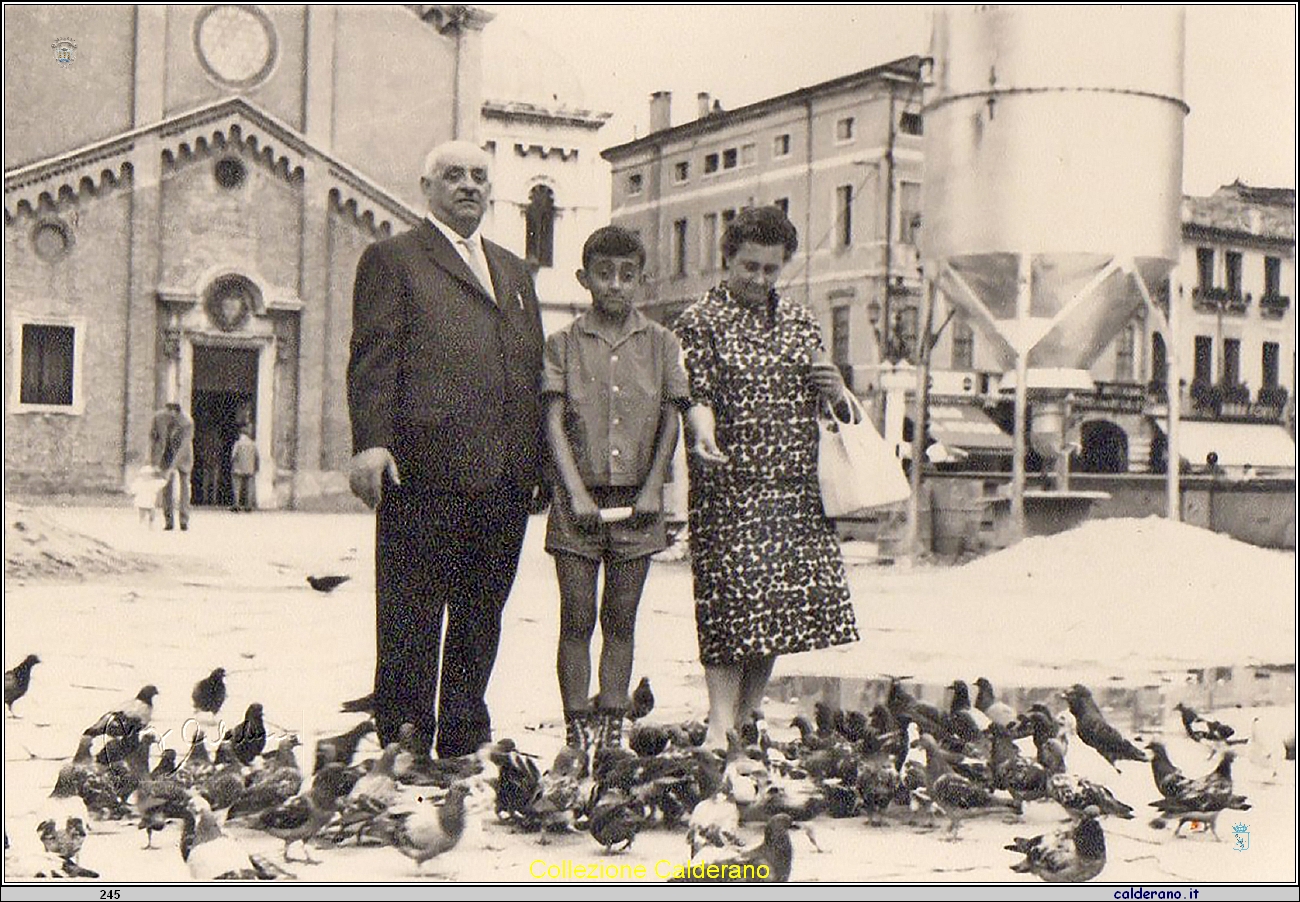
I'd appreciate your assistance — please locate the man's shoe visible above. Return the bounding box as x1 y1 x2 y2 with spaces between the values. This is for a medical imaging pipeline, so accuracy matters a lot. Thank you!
164 523 174 531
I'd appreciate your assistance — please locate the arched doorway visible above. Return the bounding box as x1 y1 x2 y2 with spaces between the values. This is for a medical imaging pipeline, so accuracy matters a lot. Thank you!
1074 420 1129 473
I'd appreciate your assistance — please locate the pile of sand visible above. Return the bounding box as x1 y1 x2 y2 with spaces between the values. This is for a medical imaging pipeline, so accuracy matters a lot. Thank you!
929 516 1296 669
4 503 154 581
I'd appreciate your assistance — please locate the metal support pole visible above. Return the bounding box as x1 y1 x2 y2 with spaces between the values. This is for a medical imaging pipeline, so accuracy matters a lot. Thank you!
906 276 937 556
1010 254 1031 543
1167 286 1182 520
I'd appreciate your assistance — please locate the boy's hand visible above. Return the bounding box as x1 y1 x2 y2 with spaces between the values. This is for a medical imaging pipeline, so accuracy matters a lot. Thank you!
632 483 663 521
567 487 602 531
691 431 729 466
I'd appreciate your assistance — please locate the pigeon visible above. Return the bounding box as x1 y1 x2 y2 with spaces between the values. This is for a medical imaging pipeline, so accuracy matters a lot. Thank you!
629 722 670 758
339 693 374 714
915 734 1022 837
252 762 353 862
1174 703 1245 748
191 668 227 716
334 743 402 843
1149 751 1251 840
530 746 589 834
4 654 40 717
1061 685 1146 771
306 575 350 593
36 817 88 862
989 724 1048 803
83 685 158 764
687 792 744 859
491 740 542 825
1047 773 1134 820
628 677 655 721
1146 741 1192 800
589 788 644 852
45 736 98 822
1026 708 1068 776
184 796 296 880
388 783 472 874
948 680 991 743
226 737 304 821
1007 806 1107 883
223 703 267 765
314 720 376 773
668 813 800 882
974 677 1019 728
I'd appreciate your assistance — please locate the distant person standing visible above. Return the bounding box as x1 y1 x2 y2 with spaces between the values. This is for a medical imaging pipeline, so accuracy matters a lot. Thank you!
230 428 259 512
150 402 194 531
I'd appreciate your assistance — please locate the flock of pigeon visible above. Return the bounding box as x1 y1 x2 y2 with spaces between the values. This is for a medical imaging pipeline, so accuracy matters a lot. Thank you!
1 651 1279 883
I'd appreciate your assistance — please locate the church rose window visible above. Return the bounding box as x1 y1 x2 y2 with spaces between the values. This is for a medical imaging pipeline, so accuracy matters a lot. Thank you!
194 5 278 88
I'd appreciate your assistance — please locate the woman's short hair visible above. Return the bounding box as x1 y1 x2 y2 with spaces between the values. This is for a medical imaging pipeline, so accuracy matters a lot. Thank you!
721 205 799 263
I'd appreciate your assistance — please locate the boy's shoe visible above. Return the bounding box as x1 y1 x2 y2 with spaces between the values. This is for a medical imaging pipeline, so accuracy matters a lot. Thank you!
593 707 627 751
564 708 598 775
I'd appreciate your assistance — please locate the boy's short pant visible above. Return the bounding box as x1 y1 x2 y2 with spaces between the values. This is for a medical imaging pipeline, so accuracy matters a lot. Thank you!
545 485 667 564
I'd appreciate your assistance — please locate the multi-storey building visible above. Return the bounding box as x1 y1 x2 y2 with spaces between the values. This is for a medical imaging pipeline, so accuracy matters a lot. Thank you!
601 57 936 395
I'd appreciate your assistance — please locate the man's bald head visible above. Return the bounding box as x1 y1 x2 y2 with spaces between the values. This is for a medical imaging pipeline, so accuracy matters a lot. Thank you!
421 141 493 237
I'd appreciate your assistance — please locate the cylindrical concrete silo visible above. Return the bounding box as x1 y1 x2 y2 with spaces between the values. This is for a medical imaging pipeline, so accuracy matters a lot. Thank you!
921 4 1186 381
919 5 1187 535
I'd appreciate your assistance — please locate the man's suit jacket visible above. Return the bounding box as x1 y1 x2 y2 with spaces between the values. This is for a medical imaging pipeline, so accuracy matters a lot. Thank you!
347 220 546 496
150 408 194 472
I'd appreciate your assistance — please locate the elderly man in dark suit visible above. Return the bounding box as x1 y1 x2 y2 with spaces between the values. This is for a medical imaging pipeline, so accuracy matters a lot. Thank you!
347 140 547 758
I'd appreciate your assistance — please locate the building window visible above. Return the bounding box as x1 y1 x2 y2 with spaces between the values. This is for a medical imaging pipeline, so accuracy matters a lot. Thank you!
1193 336 1213 384
672 219 688 277
722 148 738 170
951 319 974 370
1196 247 1215 290
899 111 923 135
900 182 922 246
1263 342 1280 389
739 143 756 167
1115 324 1136 382
1265 255 1282 295
773 198 789 217
1151 332 1168 384
627 173 643 196
832 306 851 374
524 184 555 268
836 116 855 142
673 161 689 184
214 156 246 189
701 213 718 271
13 321 83 412
836 185 853 248
703 153 719 174
31 219 73 262
773 133 791 158
1222 338 1241 385
1225 251 1243 298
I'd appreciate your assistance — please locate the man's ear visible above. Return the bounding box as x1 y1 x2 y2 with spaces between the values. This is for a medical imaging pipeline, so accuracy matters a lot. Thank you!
576 269 591 291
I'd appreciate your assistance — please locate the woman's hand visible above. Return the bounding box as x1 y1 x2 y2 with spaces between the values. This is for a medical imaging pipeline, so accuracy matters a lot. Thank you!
632 482 664 521
809 361 846 401
685 405 730 466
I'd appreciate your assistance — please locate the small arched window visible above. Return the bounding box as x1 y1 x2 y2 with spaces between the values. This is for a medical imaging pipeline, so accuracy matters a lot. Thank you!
525 184 555 268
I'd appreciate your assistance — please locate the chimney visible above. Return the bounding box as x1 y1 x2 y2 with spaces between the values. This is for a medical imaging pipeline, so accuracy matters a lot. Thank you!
697 92 712 119
649 91 672 133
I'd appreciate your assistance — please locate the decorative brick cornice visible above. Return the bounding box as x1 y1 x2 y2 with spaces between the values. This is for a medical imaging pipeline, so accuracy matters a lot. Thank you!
5 97 421 235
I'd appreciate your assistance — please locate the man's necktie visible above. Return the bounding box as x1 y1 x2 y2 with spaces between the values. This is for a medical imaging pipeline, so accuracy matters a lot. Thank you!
458 237 494 299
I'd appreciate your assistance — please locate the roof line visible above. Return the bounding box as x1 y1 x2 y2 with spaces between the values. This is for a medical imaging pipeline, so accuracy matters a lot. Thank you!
601 55 925 160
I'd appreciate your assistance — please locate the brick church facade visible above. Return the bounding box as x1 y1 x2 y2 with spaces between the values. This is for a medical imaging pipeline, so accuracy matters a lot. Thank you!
4 5 489 507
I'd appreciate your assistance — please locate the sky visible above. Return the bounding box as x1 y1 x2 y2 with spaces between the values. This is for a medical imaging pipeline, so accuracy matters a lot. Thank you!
480 4 1298 196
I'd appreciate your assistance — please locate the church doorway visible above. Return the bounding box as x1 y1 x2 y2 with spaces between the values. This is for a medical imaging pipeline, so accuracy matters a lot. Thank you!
190 345 258 507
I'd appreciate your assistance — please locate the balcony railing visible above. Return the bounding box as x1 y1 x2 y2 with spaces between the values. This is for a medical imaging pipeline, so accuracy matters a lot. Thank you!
1192 286 1249 315
1260 293 1291 318
1187 380 1285 421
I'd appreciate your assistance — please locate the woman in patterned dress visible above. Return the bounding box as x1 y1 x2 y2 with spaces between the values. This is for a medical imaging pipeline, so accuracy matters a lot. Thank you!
674 206 859 749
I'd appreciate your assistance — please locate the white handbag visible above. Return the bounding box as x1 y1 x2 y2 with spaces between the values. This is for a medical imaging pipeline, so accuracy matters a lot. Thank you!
817 390 911 516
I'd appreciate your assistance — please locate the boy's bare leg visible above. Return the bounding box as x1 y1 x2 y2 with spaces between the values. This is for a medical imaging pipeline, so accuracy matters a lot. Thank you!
595 555 651 709
554 553 600 712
